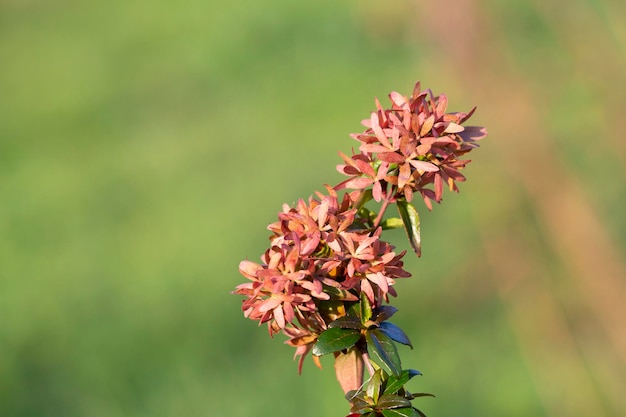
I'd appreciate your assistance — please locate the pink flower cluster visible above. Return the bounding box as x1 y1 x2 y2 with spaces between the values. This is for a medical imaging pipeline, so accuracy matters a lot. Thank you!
234 187 410 372
337 82 487 209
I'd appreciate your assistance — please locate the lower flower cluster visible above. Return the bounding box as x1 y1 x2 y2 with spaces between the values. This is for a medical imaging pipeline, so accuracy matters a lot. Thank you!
234 187 410 372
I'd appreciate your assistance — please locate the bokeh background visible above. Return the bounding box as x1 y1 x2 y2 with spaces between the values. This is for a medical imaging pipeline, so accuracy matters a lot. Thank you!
1 0 625 416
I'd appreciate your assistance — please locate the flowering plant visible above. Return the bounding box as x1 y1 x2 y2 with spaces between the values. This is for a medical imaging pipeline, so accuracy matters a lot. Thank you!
234 81 487 417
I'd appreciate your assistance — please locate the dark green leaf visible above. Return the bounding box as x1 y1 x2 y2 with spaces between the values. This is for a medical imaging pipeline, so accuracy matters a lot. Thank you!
379 322 413 348
377 394 412 409
366 329 402 377
383 371 410 395
313 327 361 356
397 200 421 257
383 369 422 395
351 399 374 415
329 315 364 330
375 305 398 323
360 291 373 324
406 393 435 400
380 217 404 230
414 407 428 417
381 407 421 417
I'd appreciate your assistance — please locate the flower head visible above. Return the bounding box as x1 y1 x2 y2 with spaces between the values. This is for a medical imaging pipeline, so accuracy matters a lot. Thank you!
337 81 487 209
234 186 410 371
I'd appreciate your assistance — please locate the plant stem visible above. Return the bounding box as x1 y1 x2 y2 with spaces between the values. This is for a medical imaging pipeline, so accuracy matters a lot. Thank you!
372 190 394 229
361 351 376 376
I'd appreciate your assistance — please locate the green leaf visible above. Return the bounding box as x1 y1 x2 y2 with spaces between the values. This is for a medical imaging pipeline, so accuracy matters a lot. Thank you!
381 407 422 417
406 393 435 400
380 217 404 230
384 369 424 395
365 369 383 404
360 291 373 324
377 394 412 410
397 200 421 257
383 371 411 395
312 327 361 356
374 305 398 323
329 315 364 330
379 322 413 348
366 329 402 377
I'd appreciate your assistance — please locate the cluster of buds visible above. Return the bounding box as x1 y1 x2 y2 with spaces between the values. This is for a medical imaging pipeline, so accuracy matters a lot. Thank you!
234 81 486 417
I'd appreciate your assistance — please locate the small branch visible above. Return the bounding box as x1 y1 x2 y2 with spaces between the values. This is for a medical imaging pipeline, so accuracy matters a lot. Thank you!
361 351 376 376
372 190 394 229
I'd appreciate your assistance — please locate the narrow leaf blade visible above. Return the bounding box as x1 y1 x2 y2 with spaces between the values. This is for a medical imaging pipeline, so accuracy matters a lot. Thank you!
397 200 421 257
381 407 421 417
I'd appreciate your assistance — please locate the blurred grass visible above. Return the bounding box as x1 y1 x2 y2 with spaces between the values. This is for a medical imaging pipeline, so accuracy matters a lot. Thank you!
1 0 625 416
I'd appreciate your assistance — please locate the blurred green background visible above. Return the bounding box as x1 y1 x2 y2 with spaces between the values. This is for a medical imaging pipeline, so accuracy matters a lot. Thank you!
1 0 625 416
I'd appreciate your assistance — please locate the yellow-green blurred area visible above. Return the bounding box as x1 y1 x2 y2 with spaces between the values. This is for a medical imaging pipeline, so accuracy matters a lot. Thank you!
1 0 625 416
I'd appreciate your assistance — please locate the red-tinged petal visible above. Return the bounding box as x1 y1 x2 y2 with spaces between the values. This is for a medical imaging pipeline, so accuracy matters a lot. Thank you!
317 198 329 228
377 151 405 164
434 173 444 202
283 301 295 324
389 91 408 109
403 185 414 202
370 112 393 149
420 115 435 137
398 162 411 189
458 126 488 141
360 143 392 154
409 159 439 172
369 181 381 203
399 133 415 156
344 177 374 190
354 158 377 177
337 164 360 175
435 94 448 117
273 305 285 328
375 97 384 113
239 260 262 280
411 81 421 99
421 190 434 211
367 272 389 294
259 297 282 313
458 106 477 123
301 231 320 256
444 122 465 133
360 279 376 305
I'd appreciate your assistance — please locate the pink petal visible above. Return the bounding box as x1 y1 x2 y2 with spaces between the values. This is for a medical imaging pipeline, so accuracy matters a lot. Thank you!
443 122 465 134
273 305 285 328
344 177 374 190
398 162 411 189
409 160 439 172
239 261 262 280
367 272 389 294
370 112 393 149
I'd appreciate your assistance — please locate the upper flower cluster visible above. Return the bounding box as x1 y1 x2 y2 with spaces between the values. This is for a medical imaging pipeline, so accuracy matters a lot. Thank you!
234 187 410 372
337 81 487 209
